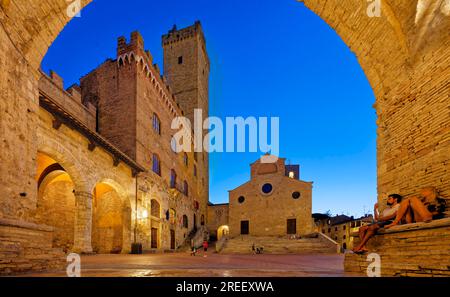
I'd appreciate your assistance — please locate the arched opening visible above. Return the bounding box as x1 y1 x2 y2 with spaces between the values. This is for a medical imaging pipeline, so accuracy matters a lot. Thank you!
35 152 76 253
91 182 124 254
217 225 229 241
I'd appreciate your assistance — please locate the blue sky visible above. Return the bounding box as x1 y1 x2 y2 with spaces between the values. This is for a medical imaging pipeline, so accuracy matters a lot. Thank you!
42 0 377 218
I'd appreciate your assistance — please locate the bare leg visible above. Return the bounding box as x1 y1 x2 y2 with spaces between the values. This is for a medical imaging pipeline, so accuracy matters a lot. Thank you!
409 197 433 222
353 224 379 252
405 207 413 224
358 225 369 241
386 199 411 229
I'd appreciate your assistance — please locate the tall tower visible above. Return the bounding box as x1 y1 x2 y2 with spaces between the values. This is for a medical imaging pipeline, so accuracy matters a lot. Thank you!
162 21 210 214
162 21 210 124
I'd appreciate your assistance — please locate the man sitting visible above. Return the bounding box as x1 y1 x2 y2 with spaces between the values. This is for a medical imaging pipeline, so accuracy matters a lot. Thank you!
385 187 447 229
352 194 402 254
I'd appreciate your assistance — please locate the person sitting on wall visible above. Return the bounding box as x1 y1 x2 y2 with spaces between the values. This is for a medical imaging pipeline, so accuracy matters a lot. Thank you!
352 194 402 254
385 187 447 229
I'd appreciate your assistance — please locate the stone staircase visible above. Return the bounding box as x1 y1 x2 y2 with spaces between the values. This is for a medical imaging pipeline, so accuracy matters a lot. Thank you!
220 233 338 255
177 225 209 252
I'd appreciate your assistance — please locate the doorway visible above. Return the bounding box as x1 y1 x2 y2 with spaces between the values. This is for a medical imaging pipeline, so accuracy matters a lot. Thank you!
240 220 249 235
287 219 297 235
170 230 175 249
151 228 158 249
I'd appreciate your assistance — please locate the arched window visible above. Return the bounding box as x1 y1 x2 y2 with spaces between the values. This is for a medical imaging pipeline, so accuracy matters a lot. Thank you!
183 153 188 167
152 154 161 176
193 165 197 177
183 180 188 196
201 215 205 226
152 113 161 135
182 215 188 228
170 169 177 188
151 199 160 218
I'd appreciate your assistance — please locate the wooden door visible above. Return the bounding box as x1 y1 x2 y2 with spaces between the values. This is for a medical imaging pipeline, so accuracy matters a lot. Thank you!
240 220 249 235
287 219 297 234
170 230 175 249
151 228 158 249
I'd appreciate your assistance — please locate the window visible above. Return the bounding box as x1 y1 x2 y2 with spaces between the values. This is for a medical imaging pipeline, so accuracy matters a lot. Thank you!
343 235 346 239
170 169 177 188
193 165 197 177
183 153 188 167
169 209 176 225
335 227 338 231
152 113 161 135
328 228 331 233
238 196 245 204
182 215 188 228
261 183 273 194
151 199 160 218
343 225 346 230
292 191 301 199
152 154 161 176
178 56 183 64
183 180 188 196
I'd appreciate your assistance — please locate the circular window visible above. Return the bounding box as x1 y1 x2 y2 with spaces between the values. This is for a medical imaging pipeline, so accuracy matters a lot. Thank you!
238 196 245 204
261 183 273 194
292 191 301 199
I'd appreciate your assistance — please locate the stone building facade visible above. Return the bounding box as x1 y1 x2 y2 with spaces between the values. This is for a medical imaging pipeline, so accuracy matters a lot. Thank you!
313 214 373 252
0 22 210 274
207 157 314 238
0 0 449 276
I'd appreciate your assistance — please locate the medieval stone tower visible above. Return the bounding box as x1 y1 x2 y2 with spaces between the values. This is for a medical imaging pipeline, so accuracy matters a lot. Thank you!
162 21 210 216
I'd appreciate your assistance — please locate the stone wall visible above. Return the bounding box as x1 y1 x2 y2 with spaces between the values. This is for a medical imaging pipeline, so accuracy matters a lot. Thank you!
345 218 450 276
0 218 66 275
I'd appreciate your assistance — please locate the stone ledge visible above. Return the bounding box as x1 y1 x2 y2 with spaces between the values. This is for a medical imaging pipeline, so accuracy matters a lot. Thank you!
0 218 54 232
350 217 450 237
379 217 450 234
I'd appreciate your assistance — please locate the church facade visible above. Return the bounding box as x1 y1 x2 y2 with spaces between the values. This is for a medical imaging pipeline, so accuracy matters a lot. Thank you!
208 156 314 239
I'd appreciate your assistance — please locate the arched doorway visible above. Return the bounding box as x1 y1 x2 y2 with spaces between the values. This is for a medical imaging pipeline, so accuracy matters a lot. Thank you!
217 225 229 241
35 152 76 253
91 182 124 254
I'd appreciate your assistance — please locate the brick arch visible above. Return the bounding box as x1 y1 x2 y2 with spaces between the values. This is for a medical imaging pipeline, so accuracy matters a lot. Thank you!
36 139 90 193
0 0 93 72
91 178 130 206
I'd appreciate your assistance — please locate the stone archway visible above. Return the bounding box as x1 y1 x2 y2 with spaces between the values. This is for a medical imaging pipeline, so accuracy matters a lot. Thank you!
91 180 132 254
35 152 77 253
1 1 448 224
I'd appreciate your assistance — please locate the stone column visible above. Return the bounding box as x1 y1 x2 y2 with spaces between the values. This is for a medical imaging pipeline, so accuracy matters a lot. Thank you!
73 191 93 253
